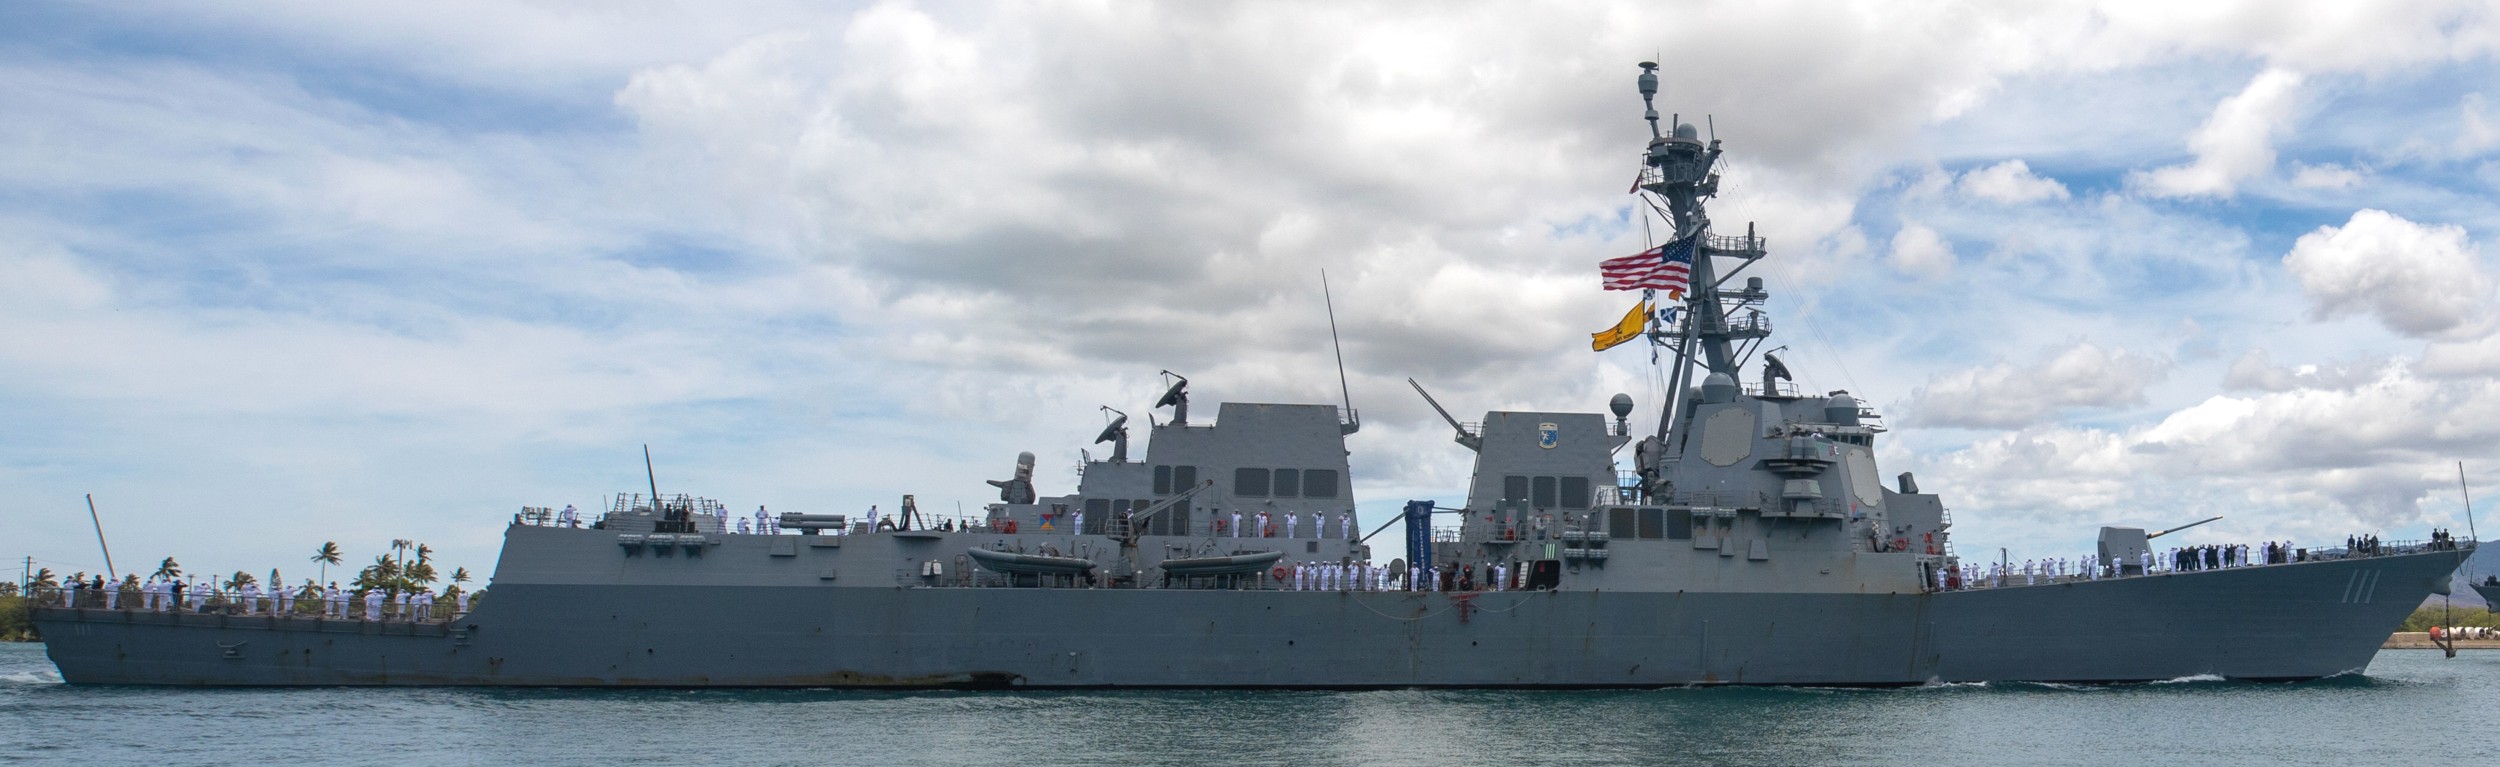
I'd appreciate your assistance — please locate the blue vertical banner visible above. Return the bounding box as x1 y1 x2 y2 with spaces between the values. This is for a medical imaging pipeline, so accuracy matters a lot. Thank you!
1404 500 1435 574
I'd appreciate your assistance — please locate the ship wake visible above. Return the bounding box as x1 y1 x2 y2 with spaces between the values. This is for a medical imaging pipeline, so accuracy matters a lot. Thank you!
1 670 64 686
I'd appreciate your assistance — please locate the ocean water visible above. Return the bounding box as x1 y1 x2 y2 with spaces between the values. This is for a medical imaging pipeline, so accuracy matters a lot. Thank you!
1 642 2487 766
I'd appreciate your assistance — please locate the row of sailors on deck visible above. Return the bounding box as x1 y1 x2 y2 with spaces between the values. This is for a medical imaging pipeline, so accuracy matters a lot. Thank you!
53 578 470 621
1282 560 1531 592
1935 540 2314 591
1221 510 1357 540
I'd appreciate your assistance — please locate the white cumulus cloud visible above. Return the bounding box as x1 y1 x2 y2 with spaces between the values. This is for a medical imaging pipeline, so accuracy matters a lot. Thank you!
1905 341 2172 429
2282 209 2494 339
1956 159 2070 203
2131 68 2305 198
1888 221 1955 278
2288 162 2364 189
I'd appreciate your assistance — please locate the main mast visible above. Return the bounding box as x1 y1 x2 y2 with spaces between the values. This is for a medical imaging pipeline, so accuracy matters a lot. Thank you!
1630 62 1773 497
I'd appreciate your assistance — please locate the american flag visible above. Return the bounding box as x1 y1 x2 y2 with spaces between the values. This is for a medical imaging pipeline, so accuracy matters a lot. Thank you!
1598 232 1696 295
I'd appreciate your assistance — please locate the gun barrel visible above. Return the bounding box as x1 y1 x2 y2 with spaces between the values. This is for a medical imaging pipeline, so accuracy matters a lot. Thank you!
2147 515 2224 539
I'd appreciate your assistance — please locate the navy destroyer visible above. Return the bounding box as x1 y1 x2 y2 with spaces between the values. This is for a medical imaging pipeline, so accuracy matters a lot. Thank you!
31 63 2470 687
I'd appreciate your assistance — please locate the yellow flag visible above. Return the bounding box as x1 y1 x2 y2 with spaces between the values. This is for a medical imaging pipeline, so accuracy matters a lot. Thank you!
1591 300 1648 352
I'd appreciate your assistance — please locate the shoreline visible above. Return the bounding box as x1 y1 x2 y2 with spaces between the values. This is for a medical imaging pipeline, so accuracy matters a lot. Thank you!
2383 632 2500 650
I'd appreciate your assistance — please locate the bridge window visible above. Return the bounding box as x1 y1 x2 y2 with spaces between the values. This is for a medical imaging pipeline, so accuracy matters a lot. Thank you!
1608 507 1637 539
1154 465 1171 495
1667 508 1693 540
1274 468 1301 498
1560 476 1590 509
1303 469 1338 498
1638 508 1665 539
1173 465 1197 493
1504 475 1529 504
1532 476 1557 509
1235 468 1270 497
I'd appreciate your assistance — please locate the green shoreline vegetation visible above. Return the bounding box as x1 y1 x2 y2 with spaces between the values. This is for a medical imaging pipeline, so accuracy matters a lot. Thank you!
1 592 29 642
2399 605 2500 632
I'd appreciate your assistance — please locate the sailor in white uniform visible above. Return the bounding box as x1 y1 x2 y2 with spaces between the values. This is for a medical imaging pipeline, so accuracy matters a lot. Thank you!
277 583 293 614
737 518 752 534
362 589 382 620
1071 510 1083 536
456 589 471 614
1230 511 1243 538
415 591 435 622
1284 513 1297 539
103 580 119 610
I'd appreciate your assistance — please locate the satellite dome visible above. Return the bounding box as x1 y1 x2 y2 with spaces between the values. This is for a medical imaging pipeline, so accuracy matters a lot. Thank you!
1702 372 1738 403
1609 393 1635 418
1824 392 1861 426
1674 122 1700 140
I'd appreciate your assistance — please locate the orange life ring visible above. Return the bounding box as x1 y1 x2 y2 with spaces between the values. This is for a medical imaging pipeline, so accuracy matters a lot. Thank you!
1892 537 1909 551
1272 566 1291 581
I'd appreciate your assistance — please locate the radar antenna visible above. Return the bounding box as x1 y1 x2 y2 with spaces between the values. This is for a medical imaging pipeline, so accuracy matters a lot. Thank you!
1095 407 1130 463
1155 371 1190 426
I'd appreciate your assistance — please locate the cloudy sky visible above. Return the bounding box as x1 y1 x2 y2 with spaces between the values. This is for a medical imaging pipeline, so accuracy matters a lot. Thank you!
7 0 2500 586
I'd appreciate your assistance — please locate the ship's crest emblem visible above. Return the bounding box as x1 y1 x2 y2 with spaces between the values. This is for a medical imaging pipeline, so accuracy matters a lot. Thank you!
1538 423 1560 449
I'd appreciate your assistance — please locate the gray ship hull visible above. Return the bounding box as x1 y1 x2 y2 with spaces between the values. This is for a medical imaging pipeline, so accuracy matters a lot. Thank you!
34 548 2455 687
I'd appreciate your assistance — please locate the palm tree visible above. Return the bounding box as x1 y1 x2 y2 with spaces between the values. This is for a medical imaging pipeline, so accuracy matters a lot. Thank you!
407 562 438 592
29 568 57 590
444 566 472 601
152 557 181 581
224 570 255 591
311 542 341 583
415 543 433 565
362 554 403 599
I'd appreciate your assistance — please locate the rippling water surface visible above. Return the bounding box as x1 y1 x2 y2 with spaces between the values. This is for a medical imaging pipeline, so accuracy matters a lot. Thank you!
2 642 2489 766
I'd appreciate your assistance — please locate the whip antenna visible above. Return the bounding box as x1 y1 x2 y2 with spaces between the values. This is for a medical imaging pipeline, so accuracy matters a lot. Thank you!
2463 462 2480 544
1323 270 1358 433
